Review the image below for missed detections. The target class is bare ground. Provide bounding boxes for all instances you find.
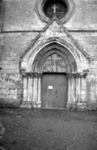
[0,108,97,150]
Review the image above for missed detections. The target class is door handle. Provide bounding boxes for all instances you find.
[55,90,57,95]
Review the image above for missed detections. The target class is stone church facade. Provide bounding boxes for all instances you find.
[0,0,97,110]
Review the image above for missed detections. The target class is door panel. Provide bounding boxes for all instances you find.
[41,74,67,108]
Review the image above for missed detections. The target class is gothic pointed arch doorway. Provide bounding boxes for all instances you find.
[21,41,89,109]
[31,43,77,108]
[40,51,69,108]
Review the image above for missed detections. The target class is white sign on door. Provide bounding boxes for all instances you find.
[48,86,53,89]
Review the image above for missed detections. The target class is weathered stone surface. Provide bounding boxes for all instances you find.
[3,0,45,31]
[2,0,97,31]
[0,73,23,107]
[0,122,5,150]
[0,122,5,138]
[0,32,38,73]
[65,0,97,30]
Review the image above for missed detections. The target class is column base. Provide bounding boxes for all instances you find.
[87,102,97,111]
[66,102,77,110]
[67,102,87,110]
[77,102,87,110]
[20,101,31,109]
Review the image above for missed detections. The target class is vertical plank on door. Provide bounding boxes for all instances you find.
[41,74,67,108]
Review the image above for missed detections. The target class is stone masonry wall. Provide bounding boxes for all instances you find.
[72,32,97,109]
[0,0,97,108]
[2,0,97,31]
[0,32,38,107]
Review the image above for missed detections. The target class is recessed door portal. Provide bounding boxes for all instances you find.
[41,73,68,108]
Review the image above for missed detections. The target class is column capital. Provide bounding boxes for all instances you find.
[21,71,42,78]
[32,72,42,78]
[21,69,27,77]
[66,73,76,78]
[66,72,88,78]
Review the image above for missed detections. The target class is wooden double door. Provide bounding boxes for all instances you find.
[41,73,68,108]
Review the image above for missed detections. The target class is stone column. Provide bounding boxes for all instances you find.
[67,75,71,109]
[28,77,33,102]
[71,77,76,104]
[75,76,80,103]
[76,75,87,110]
[23,77,28,101]
[33,77,38,108]
[68,78,71,103]
[37,77,41,108]
[21,76,31,108]
[80,77,87,102]
[67,74,76,109]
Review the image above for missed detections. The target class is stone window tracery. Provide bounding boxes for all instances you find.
[36,0,75,23]
[43,0,68,19]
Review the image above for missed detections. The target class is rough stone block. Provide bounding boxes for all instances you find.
[87,101,97,110]
[0,98,22,108]
[77,103,87,111]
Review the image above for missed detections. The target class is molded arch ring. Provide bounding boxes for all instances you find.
[32,42,77,73]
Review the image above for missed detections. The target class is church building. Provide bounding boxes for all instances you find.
[0,0,97,110]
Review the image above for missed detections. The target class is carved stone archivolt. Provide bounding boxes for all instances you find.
[32,43,77,73]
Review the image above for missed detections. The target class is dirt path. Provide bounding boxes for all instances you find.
[0,109,97,150]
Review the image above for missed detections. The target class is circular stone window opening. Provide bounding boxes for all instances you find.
[36,0,75,23]
[43,0,69,20]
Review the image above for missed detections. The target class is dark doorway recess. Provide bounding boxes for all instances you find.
[41,73,68,109]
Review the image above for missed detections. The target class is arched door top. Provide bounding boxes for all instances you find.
[33,43,77,73]
[21,40,89,73]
